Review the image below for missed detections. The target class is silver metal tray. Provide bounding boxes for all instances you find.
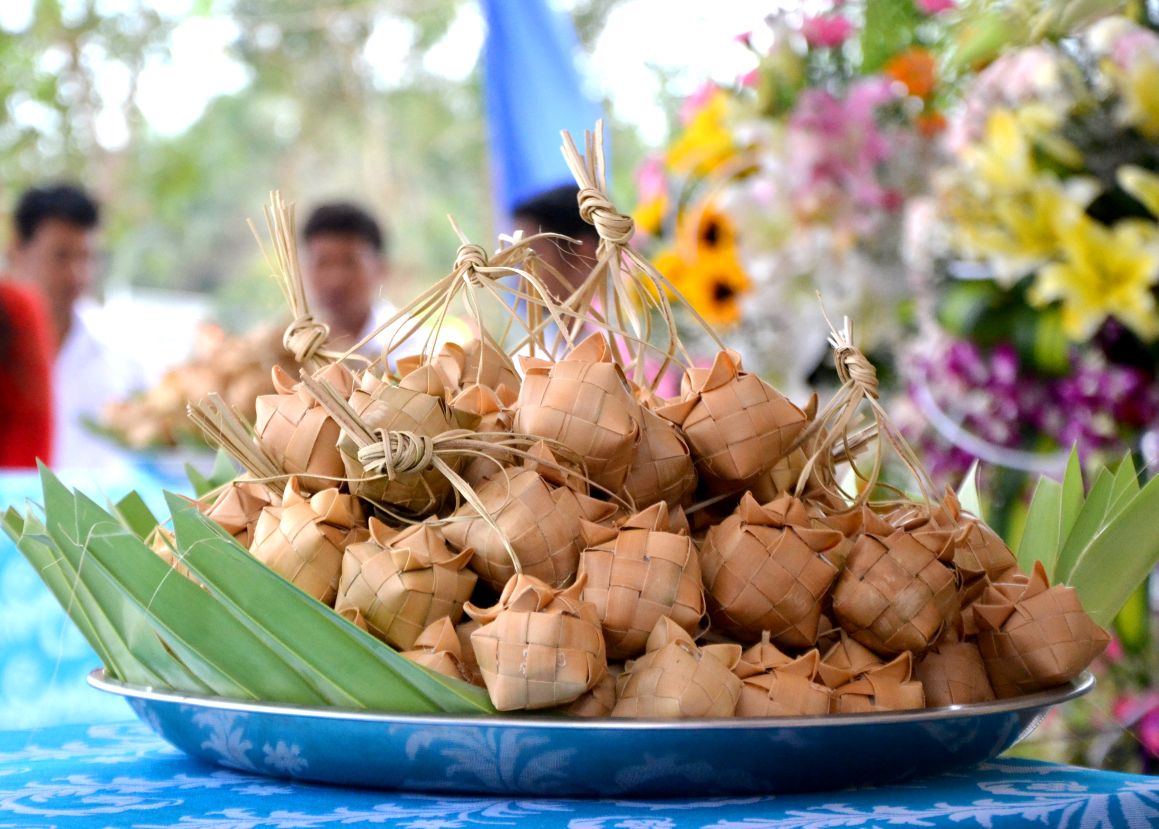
[90,668,1093,797]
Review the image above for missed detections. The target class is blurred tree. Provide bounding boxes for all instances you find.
[0,0,640,331]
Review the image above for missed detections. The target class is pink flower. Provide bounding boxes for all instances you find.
[679,81,717,125]
[801,15,854,49]
[635,155,667,202]
[1141,707,1159,758]
[1104,634,1124,663]
[915,0,955,14]
[738,68,760,89]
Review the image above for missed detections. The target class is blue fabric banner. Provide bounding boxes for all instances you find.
[481,0,604,215]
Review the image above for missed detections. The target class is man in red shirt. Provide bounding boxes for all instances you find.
[0,280,54,467]
[6,184,142,469]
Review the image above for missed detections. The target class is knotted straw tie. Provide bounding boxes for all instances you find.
[577,187,635,246]
[358,431,438,480]
[831,337,879,401]
[454,242,488,287]
[284,316,331,365]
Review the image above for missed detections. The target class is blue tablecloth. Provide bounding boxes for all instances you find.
[0,467,192,730]
[0,720,1156,828]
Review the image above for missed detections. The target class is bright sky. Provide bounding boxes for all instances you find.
[1,0,779,148]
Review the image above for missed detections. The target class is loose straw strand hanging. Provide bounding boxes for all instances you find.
[790,310,937,506]
[247,191,333,370]
[188,395,284,496]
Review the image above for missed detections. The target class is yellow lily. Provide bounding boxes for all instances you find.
[1028,214,1159,341]
[1118,166,1159,219]
[666,91,736,177]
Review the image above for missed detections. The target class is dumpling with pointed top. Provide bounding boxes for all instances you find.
[733,635,831,717]
[336,519,477,650]
[700,492,844,648]
[515,333,642,493]
[466,574,607,711]
[444,442,617,590]
[831,506,960,656]
[578,501,705,659]
[250,477,368,605]
[972,561,1109,698]
[657,350,809,494]
[255,363,353,492]
[613,617,742,718]
[829,652,925,713]
[401,617,480,685]
[339,363,468,515]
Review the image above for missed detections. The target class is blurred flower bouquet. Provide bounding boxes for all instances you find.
[634,0,956,397]
[902,11,1159,772]
[905,12,1159,487]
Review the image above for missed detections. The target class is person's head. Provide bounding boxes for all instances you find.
[301,202,387,338]
[8,184,100,339]
[512,185,599,295]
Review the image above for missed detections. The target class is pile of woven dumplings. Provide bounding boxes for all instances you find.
[185,323,1109,718]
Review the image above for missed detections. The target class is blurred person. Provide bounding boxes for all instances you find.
[302,201,461,367]
[512,184,600,299]
[7,184,143,468]
[0,281,54,467]
[302,202,395,354]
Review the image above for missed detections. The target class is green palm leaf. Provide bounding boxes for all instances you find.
[167,493,493,713]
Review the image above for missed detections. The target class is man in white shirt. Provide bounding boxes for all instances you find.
[7,184,143,469]
[301,202,457,368]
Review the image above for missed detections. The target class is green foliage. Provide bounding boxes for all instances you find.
[860,0,924,74]
[0,1,633,323]
[1008,448,1159,628]
[0,467,493,713]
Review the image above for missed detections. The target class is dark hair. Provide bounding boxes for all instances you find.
[512,185,596,242]
[13,184,100,243]
[303,202,387,255]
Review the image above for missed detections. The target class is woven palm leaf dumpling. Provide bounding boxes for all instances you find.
[175,127,1112,719]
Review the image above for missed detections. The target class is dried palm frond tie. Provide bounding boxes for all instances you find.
[250,477,368,605]
[578,501,705,659]
[336,519,477,650]
[551,121,725,391]
[444,441,616,590]
[973,561,1109,698]
[613,617,742,718]
[700,492,844,648]
[343,222,578,374]
[334,365,465,514]
[187,394,285,498]
[466,574,607,711]
[248,192,348,371]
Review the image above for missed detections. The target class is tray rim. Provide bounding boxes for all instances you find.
[89,667,1094,731]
